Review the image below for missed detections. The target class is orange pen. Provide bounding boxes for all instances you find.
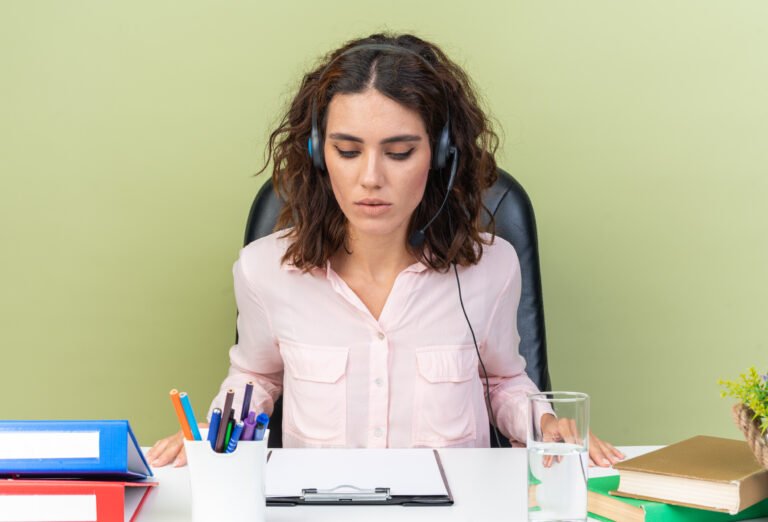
[170,389,194,440]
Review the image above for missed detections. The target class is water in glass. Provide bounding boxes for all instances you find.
[527,440,588,521]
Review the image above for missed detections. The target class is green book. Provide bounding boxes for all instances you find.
[588,476,768,522]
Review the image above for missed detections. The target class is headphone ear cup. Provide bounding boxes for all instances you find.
[433,121,451,171]
[316,134,326,171]
[309,125,326,171]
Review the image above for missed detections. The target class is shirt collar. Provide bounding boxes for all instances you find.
[281,259,428,276]
[280,252,429,274]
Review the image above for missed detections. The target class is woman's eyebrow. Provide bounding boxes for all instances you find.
[328,132,363,143]
[380,134,422,145]
[328,133,422,145]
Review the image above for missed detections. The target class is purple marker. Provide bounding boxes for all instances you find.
[240,382,254,421]
[242,411,257,441]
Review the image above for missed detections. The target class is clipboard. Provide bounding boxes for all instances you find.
[265,448,453,506]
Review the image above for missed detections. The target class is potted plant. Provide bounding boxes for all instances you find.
[719,367,768,468]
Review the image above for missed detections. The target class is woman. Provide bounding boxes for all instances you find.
[148,33,624,467]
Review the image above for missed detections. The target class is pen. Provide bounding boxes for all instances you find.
[254,412,269,442]
[225,421,245,453]
[242,411,256,441]
[207,408,222,449]
[241,381,254,421]
[214,389,234,453]
[169,389,194,440]
[222,417,235,453]
[179,392,202,441]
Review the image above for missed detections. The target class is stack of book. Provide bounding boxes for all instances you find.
[0,420,156,522]
[588,435,768,521]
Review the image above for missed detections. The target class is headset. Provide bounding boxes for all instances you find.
[307,43,503,447]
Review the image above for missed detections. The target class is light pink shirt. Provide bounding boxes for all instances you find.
[208,231,542,448]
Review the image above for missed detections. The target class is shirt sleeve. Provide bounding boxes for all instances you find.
[207,254,283,421]
[479,248,546,444]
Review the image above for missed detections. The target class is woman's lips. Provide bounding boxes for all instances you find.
[354,199,392,216]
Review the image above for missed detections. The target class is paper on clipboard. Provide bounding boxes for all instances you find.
[266,449,449,498]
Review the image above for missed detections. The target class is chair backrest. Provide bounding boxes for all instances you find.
[242,168,551,447]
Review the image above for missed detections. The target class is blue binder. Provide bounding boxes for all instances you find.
[0,420,152,480]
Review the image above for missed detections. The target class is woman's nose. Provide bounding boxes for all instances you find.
[359,150,384,189]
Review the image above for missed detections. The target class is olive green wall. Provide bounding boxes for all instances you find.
[1,1,766,446]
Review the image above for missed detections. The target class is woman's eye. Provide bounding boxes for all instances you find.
[335,147,360,159]
[387,148,415,161]
[333,147,414,160]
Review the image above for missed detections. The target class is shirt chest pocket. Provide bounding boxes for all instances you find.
[280,341,349,446]
[413,346,478,446]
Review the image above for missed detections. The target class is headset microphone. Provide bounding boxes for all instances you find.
[408,146,459,248]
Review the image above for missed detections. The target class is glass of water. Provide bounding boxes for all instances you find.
[527,391,589,522]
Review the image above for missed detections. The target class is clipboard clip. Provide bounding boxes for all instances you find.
[301,484,391,502]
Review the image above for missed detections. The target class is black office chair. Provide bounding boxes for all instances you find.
[242,168,551,447]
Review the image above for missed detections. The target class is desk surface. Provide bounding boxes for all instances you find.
[139,446,766,522]
[138,446,642,521]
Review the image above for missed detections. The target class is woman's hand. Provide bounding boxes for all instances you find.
[146,430,186,467]
[540,414,624,467]
[146,423,209,468]
[586,430,625,467]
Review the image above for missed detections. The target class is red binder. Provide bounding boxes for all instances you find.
[0,479,157,522]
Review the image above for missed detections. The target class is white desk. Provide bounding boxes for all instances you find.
[140,446,672,521]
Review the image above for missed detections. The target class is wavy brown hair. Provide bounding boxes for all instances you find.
[260,33,499,271]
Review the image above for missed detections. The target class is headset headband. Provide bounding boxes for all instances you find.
[309,42,453,172]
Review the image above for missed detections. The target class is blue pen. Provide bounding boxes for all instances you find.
[179,392,202,441]
[208,408,222,449]
[225,421,245,453]
[254,413,269,442]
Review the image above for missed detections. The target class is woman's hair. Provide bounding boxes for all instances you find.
[260,33,500,271]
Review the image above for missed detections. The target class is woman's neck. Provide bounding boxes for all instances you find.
[330,228,415,282]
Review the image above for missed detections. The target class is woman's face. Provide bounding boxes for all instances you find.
[324,88,431,244]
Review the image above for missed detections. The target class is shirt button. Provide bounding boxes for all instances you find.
[373,427,384,438]
[374,378,383,387]
[377,332,385,340]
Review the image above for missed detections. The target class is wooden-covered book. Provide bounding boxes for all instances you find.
[612,436,768,514]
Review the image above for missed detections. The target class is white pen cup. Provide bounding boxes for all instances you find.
[184,428,269,522]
